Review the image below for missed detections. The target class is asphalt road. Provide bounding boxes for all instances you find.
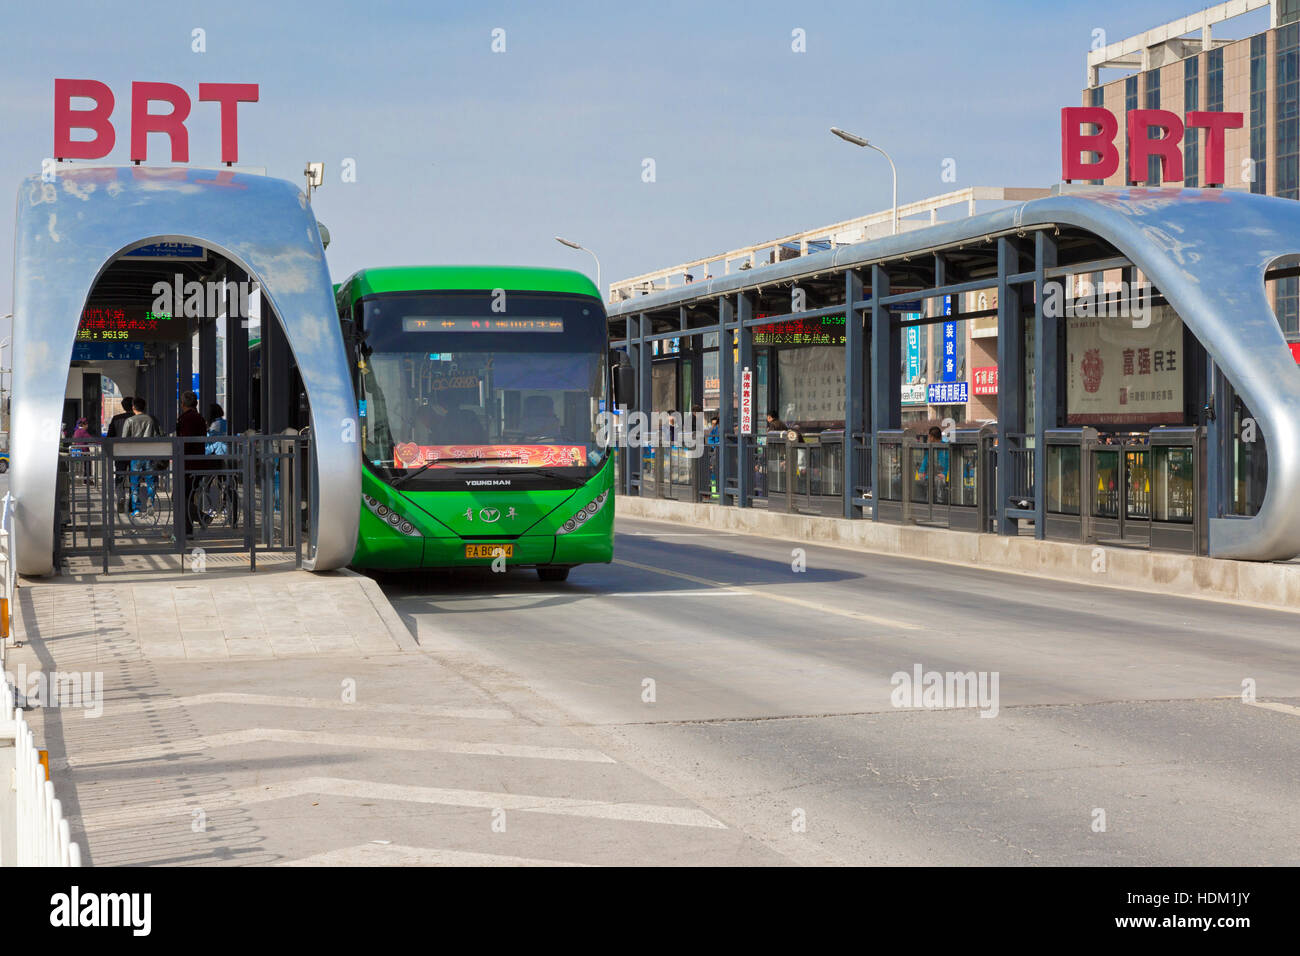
[382,515,1300,866]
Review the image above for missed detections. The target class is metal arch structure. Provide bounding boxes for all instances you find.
[1018,189,1300,560]
[607,187,1300,561]
[10,166,359,576]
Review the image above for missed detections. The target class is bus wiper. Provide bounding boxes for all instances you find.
[390,456,520,486]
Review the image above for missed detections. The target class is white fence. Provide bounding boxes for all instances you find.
[0,505,83,865]
[2,680,82,866]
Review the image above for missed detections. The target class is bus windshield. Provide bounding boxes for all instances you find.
[357,291,608,487]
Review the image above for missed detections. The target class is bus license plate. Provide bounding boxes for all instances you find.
[466,544,513,558]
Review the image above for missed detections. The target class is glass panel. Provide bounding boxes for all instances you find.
[1126,449,1151,519]
[1046,445,1081,515]
[1092,449,1120,518]
[955,446,978,507]
[878,443,902,500]
[909,447,931,503]
[767,441,787,494]
[1153,445,1195,522]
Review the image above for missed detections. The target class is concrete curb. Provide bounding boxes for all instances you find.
[616,496,1300,613]
[339,569,422,651]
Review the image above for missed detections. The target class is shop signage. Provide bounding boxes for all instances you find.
[927,382,969,404]
[901,383,927,405]
[972,366,998,396]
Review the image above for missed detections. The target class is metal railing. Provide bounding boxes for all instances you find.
[56,434,309,573]
[0,493,14,664]
[1006,432,1035,507]
[2,679,83,866]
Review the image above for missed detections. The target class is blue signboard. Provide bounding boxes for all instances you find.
[905,322,921,381]
[123,241,206,261]
[71,342,144,361]
[191,373,200,393]
[927,382,969,404]
[941,296,957,383]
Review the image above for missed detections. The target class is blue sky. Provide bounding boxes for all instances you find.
[0,0,1274,335]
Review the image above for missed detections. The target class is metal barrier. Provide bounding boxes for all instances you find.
[851,431,872,513]
[898,429,986,530]
[874,430,905,523]
[1,679,83,866]
[762,431,844,515]
[1006,432,1035,509]
[0,493,14,663]
[56,434,309,573]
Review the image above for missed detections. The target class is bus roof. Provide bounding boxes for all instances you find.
[342,266,600,301]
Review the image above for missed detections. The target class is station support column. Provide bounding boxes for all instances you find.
[736,292,754,507]
[226,267,251,434]
[844,269,865,518]
[996,237,1025,536]
[1032,232,1059,539]
[199,317,217,414]
[869,264,899,519]
[636,313,651,495]
[718,297,734,501]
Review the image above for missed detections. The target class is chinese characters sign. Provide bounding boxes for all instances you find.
[392,444,587,469]
[753,315,846,346]
[77,305,188,343]
[927,382,969,404]
[1066,305,1183,425]
[972,366,998,396]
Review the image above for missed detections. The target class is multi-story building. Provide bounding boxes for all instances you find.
[1083,0,1300,337]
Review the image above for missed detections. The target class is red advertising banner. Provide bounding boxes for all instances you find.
[392,443,587,469]
[972,366,998,396]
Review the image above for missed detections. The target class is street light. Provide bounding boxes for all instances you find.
[831,127,898,236]
[554,236,602,300]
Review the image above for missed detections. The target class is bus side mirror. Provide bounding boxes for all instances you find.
[613,364,635,406]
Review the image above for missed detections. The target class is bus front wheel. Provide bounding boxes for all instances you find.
[537,566,571,582]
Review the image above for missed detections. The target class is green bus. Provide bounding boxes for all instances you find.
[335,266,625,580]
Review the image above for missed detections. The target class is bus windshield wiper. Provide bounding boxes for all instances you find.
[390,455,520,487]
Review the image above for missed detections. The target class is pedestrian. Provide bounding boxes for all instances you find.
[766,409,786,432]
[175,391,208,535]
[122,396,159,515]
[106,396,135,511]
[70,417,96,485]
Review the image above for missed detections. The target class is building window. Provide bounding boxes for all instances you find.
[1278,24,1300,200]
[1145,69,1161,185]
[1207,47,1224,112]
[1125,75,1138,184]
[1250,33,1268,194]
[1184,56,1200,186]
[1089,85,1105,185]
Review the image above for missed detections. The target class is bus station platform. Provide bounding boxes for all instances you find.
[616,494,1300,613]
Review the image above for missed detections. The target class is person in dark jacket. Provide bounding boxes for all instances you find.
[175,391,208,535]
[106,397,135,511]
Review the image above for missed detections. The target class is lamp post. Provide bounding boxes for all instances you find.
[831,127,898,236]
[555,236,602,300]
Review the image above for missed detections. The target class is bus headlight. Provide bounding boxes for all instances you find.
[555,490,609,535]
[363,494,421,537]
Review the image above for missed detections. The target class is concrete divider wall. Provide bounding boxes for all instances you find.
[616,496,1300,612]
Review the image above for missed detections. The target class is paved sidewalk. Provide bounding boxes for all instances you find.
[14,567,414,662]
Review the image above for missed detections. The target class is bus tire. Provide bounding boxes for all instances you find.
[537,566,570,582]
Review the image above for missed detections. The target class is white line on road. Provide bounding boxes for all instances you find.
[614,558,922,631]
[103,693,514,721]
[278,844,592,867]
[57,728,614,767]
[1245,699,1300,717]
[78,777,729,831]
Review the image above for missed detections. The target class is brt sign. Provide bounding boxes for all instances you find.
[54,79,259,164]
[1061,107,1243,186]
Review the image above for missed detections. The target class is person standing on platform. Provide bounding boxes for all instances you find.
[175,391,209,536]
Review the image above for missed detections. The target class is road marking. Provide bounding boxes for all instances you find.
[78,777,728,831]
[56,728,614,768]
[1245,700,1300,717]
[599,589,746,598]
[103,693,513,721]
[614,558,922,631]
[279,844,592,867]
[623,532,737,537]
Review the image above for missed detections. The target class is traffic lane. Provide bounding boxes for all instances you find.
[596,697,1300,866]
[614,518,1300,692]
[385,537,1300,726]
